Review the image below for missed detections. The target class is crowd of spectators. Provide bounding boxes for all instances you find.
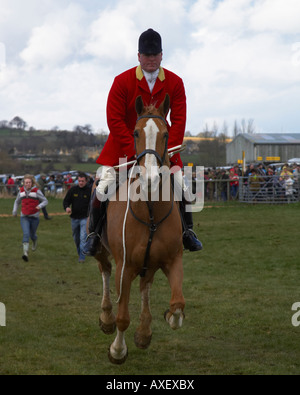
[204,165,241,202]
[203,162,300,202]
[0,172,95,197]
[243,162,300,203]
[2,162,300,203]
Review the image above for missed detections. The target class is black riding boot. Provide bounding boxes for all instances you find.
[180,199,203,252]
[83,192,102,256]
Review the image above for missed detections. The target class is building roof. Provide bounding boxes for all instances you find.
[238,133,300,144]
[184,136,232,143]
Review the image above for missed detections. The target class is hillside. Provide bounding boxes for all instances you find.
[0,128,107,155]
[0,127,227,174]
[0,127,107,174]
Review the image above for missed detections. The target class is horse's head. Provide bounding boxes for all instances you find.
[134,94,170,194]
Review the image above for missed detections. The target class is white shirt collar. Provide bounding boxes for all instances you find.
[142,68,160,93]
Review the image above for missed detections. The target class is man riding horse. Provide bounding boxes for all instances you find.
[85,28,202,256]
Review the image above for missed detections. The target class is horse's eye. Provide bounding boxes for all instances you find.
[134,130,139,138]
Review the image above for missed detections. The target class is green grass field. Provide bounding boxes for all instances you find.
[1,198,300,375]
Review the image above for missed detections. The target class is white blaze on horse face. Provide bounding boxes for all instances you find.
[143,119,160,192]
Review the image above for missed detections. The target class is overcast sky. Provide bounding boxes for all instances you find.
[0,0,299,136]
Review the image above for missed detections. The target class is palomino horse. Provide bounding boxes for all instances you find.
[94,94,185,364]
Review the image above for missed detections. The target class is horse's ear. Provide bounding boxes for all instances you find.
[159,94,170,117]
[135,96,144,116]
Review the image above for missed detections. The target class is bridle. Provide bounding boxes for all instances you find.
[131,113,174,278]
[134,114,169,167]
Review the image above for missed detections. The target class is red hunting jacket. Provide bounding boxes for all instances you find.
[96,65,186,168]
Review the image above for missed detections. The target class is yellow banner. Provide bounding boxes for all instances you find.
[266,156,281,162]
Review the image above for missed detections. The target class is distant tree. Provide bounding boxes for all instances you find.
[73,124,93,134]
[9,116,27,129]
[241,119,247,134]
[73,125,83,134]
[219,121,229,143]
[237,118,255,135]
[247,118,255,134]
[222,121,228,134]
[0,120,8,128]
[202,123,210,134]
[83,124,93,134]
[212,121,219,137]
[233,120,240,137]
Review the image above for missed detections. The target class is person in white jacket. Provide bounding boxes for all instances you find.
[13,175,48,261]
[284,174,295,203]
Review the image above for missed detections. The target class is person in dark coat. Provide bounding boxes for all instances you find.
[63,173,92,263]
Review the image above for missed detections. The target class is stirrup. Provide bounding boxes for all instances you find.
[84,232,101,256]
[86,232,100,241]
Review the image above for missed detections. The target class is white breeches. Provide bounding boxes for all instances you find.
[96,166,187,201]
[96,166,117,199]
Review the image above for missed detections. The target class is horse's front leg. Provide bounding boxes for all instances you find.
[163,256,185,330]
[134,280,153,349]
[99,268,116,334]
[108,263,132,364]
[108,328,128,365]
[96,249,116,334]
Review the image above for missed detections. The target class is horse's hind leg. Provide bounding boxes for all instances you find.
[163,257,185,330]
[134,280,153,349]
[97,253,116,335]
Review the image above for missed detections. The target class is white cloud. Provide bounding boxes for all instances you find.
[84,8,138,63]
[0,0,300,135]
[20,4,87,68]
[0,0,71,61]
[177,0,300,133]
[83,0,188,67]
[250,0,300,34]
[0,42,5,69]
[0,61,112,130]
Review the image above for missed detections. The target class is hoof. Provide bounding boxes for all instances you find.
[164,309,171,321]
[108,347,128,365]
[134,331,152,349]
[99,318,116,335]
[164,309,185,330]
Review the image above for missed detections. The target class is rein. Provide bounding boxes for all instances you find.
[137,114,167,125]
